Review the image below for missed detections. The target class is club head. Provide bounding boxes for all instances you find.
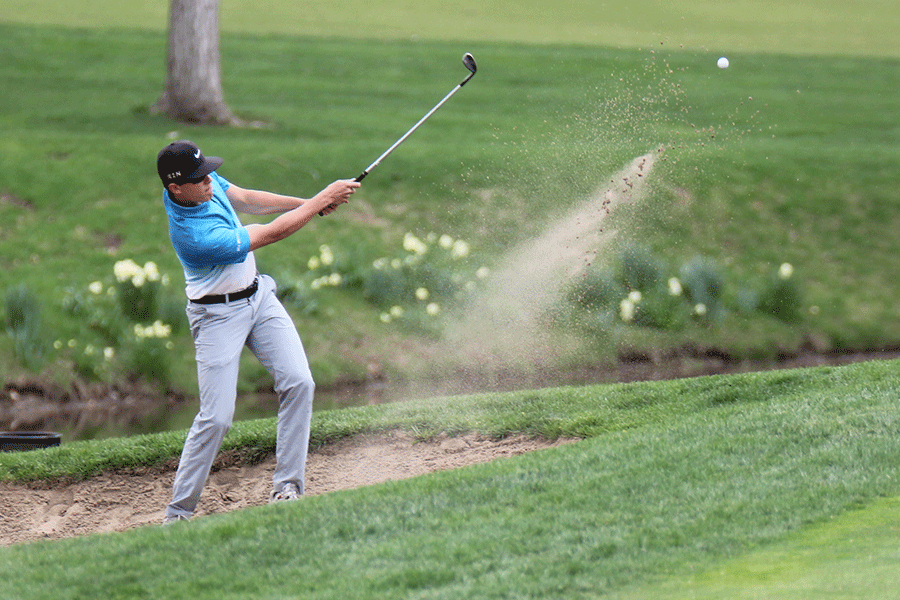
[462,52,477,75]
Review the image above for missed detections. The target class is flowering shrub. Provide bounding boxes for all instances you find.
[112,259,168,323]
[679,256,725,321]
[568,243,804,332]
[276,234,490,329]
[362,232,486,326]
[60,259,177,382]
[756,262,803,323]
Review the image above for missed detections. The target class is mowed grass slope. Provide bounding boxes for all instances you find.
[1,19,899,394]
[2,360,900,598]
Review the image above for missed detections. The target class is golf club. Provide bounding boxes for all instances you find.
[320,52,477,215]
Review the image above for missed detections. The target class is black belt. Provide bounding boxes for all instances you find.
[190,278,258,304]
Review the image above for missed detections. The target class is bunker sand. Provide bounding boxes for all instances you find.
[0,432,576,546]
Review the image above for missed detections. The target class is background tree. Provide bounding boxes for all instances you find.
[152,0,241,125]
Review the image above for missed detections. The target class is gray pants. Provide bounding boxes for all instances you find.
[166,274,314,519]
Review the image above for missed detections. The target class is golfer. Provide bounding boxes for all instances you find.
[157,140,359,523]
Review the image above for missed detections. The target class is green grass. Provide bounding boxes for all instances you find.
[2,3,899,599]
[5,355,897,484]
[2,359,900,598]
[5,0,899,58]
[2,19,900,403]
[610,497,900,599]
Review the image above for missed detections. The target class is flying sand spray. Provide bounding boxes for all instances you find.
[436,152,658,391]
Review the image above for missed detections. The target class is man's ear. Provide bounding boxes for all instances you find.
[166,183,181,196]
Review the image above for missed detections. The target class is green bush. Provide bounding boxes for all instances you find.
[287,235,491,330]
[564,246,804,334]
[620,243,664,292]
[112,259,162,324]
[569,269,626,311]
[59,260,178,384]
[758,263,803,323]
[678,256,725,321]
[4,285,45,369]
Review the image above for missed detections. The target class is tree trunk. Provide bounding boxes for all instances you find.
[153,0,241,125]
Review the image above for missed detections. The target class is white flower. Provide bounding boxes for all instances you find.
[144,261,161,282]
[619,299,635,322]
[308,256,321,270]
[327,273,342,286]
[153,320,171,338]
[389,305,404,318]
[319,245,334,266]
[778,262,794,280]
[115,259,164,287]
[694,303,708,316]
[668,277,683,296]
[627,290,642,304]
[438,234,454,249]
[403,232,428,255]
[134,320,171,339]
[476,266,491,280]
[415,287,430,301]
[451,240,470,259]
[114,259,142,283]
[426,302,440,316]
[390,259,402,270]
[103,347,115,361]
[53,340,63,350]
[373,258,388,270]
[88,281,104,295]
[379,312,392,323]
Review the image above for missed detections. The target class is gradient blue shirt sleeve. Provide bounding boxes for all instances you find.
[163,173,251,270]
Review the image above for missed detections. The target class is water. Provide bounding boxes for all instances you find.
[233,350,900,418]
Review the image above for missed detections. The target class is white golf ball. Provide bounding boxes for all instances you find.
[717,56,729,69]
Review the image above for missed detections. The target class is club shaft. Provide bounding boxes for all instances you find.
[355,74,472,182]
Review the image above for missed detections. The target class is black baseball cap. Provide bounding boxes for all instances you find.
[157,140,223,186]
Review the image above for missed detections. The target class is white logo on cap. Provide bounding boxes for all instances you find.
[194,149,201,159]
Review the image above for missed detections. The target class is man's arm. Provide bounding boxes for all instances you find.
[225,184,305,215]
[229,180,359,251]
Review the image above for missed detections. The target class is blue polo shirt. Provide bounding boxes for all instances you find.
[163,173,257,299]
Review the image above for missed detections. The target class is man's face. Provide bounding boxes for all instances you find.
[168,175,213,206]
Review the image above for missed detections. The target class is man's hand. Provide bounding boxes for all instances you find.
[317,179,360,216]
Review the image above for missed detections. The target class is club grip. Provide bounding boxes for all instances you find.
[319,171,368,216]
